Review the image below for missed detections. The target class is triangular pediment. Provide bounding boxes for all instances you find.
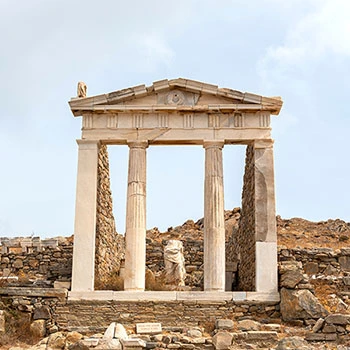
[69,78,283,116]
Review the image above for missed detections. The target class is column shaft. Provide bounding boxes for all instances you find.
[204,141,225,291]
[254,141,278,292]
[124,141,148,291]
[71,140,99,292]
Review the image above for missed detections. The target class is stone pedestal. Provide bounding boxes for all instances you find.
[124,141,148,291]
[203,141,225,291]
[71,140,99,292]
[254,140,278,292]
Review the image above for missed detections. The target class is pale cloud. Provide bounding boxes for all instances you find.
[133,33,175,71]
[258,0,350,80]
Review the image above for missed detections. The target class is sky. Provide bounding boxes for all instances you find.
[0,0,349,237]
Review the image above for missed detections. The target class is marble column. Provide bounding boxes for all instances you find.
[254,140,278,292]
[71,140,99,292]
[124,141,148,291]
[203,141,225,291]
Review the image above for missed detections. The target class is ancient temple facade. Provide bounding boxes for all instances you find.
[68,78,283,301]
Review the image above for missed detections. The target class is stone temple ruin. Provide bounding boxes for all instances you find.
[68,78,283,301]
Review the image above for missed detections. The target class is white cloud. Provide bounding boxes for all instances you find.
[130,33,175,72]
[258,0,350,81]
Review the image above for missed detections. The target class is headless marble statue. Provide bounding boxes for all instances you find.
[164,240,186,286]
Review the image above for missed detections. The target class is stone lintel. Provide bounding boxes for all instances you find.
[76,139,100,149]
[254,139,274,149]
[0,287,68,300]
[81,129,272,145]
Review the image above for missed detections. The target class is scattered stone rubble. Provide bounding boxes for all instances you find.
[11,319,350,350]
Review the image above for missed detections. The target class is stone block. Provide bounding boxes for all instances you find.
[215,319,234,330]
[187,328,202,338]
[304,262,319,275]
[2,268,11,277]
[280,288,328,321]
[146,341,157,349]
[246,292,280,302]
[280,270,304,289]
[121,338,146,349]
[190,337,206,344]
[305,333,337,341]
[66,331,83,344]
[176,291,232,301]
[13,259,23,269]
[136,323,162,334]
[322,324,336,333]
[256,242,278,293]
[231,292,247,301]
[237,320,260,331]
[95,338,121,349]
[81,338,99,347]
[246,331,277,341]
[0,311,5,333]
[276,336,309,350]
[325,314,350,325]
[339,256,350,271]
[104,322,115,340]
[47,332,66,349]
[30,320,46,338]
[33,306,51,320]
[54,281,71,289]
[115,323,128,339]
[177,344,194,349]
[312,318,324,333]
[212,332,233,350]
[264,323,281,332]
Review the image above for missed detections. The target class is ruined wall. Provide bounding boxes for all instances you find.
[0,239,72,285]
[55,299,279,334]
[95,144,124,288]
[236,145,256,291]
[278,247,350,297]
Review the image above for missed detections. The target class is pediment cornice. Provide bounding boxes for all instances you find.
[69,78,283,116]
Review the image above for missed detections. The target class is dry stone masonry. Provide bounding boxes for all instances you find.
[95,144,124,289]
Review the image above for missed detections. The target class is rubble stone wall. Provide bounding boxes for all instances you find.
[278,247,350,296]
[95,144,124,288]
[0,241,72,284]
[236,145,256,291]
[54,299,280,334]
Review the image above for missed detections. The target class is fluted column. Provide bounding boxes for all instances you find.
[124,141,148,291]
[203,141,225,291]
[71,140,99,292]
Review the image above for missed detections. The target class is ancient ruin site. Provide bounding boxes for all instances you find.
[0,79,349,349]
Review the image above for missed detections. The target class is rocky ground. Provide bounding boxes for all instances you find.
[1,210,350,349]
[3,318,350,350]
[146,209,350,249]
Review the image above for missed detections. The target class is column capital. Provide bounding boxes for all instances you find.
[76,139,100,150]
[203,140,224,149]
[127,140,149,149]
[254,139,274,149]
